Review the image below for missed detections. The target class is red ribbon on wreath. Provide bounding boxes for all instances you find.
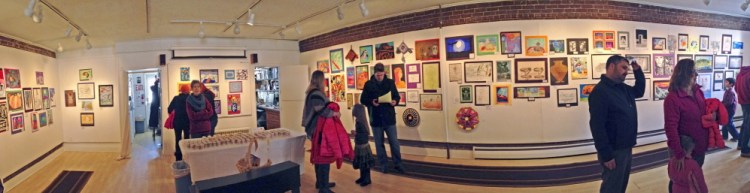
[456,107,479,131]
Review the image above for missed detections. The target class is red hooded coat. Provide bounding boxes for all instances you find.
[310,103,354,168]
[702,98,727,148]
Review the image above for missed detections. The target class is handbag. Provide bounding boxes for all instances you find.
[164,111,176,129]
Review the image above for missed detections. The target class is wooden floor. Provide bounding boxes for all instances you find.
[8,134,750,193]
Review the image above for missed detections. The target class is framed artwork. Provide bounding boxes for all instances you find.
[317,60,330,73]
[98,85,113,107]
[0,69,5,99]
[714,55,728,69]
[81,113,95,126]
[79,69,92,81]
[5,68,21,88]
[227,94,241,115]
[474,85,491,106]
[446,36,475,60]
[694,55,714,73]
[653,54,676,78]
[625,54,651,73]
[7,90,23,112]
[346,93,354,109]
[355,65,369,90]
[39,112,47,127]
[324,78,330,98]
[689,38,700,52]
[329,48,344,73]
[236,69,249,80]
[566,38,589,55]
[569,57,589,80]
[549,40,565,54]
[49,88,55,107]
[42,87,49,109]
[346,67,356,89]
[199,69,219,83]
[215,100,222,115]
[625,78,652,101]
[375,42,395,60]
[476,34,499,56]
[500,31,523,55]
[422,62,441,92]
[229,81,243,93]
[392,64,407,89]
[653,81,670,101]
[464,61,493,83]
[699,35,709,51]
[48,110,53,125]
[359,45,373,64]
[398,92,406,106]
[592,31,616,50]
[722,34,732,54]
[180,67,190,81]
[734,42,744,50]
[0,102,6,133]
[23,88,33,112]
[406,63,421,89]
[617,31,629,50]
[495,60,512,83]
[667,35,677,52]
[726,71,736,79]
[652,37,666,50]
[407,91,419,103]
[81,101,93,111]
[206,85,219,97]
[11,113,24,134]
[33,88,42,111]
[696,74,712,98]
[459,85,473,103]
[514,86,551,99]
[415,39,440,61]
[678,34,689,51]
[354,93,361,105]
[635,29,648,48]
[710,41,720,53]
[549,57,569,85]
[224,70,236,80]
[36,71,44,85]
[557,88,578,107]
[592,54,618,79]
[714,71,724,82]
[31,113,38,132]
[714,81,724,92]
[514,58,548,83]
[580,84,596,102]
[448,63,463,83]
[677,54,693,61]
[65,90,76,107]
[78,83,95,99]
[524,36,548,56]
[729,56,742,69]
[493,84,511,105]
[330,75,345,102]
[419,94,442,111]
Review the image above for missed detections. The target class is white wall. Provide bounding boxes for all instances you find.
[300,19,750,158]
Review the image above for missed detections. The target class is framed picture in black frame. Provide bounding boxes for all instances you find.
[514,58,548,84]
[474,85,491,106]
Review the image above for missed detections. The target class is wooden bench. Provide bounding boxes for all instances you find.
[193,161,300,193]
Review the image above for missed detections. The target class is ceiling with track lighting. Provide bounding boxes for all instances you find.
[0,0,749,52]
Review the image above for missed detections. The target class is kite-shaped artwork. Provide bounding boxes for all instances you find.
[345,46,359,63]
[396,41,413,63]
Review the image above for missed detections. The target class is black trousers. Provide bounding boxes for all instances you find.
[600,148,632,193]
[359,167,371,182]
[314,164,330,190]
[174,126,190,161]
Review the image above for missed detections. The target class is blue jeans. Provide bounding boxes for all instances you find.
[722,108,740,140]
[741,105,750,154]
[372,125,402,167]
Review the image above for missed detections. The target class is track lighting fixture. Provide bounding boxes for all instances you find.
[246,9,255,26]
[703,0,710,6]
[337,4,344,20]
[295,22,301,35]
[742,0,750,11]
[234,23,241,35]
[359,0,369,17]
[198,21,206,38]
[57,42,63,52]
[85,38,92,49]
[24,0,36,17]
[75,32,83,42]
[64,27,73,37]
[32,5,43,23]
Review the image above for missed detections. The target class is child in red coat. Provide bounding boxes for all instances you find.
[668,135,708,193]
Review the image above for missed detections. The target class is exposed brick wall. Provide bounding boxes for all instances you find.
[300,0,750,52]
[0,35,56,58]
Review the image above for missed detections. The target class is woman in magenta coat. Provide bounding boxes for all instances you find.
[186,80,214,138]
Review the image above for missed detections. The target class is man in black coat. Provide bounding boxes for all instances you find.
[360,63,404,174]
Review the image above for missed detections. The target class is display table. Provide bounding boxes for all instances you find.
[179,128,306,182]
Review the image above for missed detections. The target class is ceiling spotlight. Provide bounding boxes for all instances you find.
[32,5,43,23]
[246,9,255,26]
[24,0,36,17]
[57,42,63,52]
[337,5,344,20]
[703,0,710,6]
[359,0,369,17]
[75,32,83,42]
[234,23,241,35]
[85,38,92,49]
[295,22,302,35]
[198,21,206,38]
[64,27,73,37]
[742,0,750,11]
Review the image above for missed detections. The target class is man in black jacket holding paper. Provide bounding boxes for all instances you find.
[360,63,404,174]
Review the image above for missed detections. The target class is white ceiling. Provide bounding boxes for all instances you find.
[1,0,748,52]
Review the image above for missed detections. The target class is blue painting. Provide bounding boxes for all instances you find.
[445,35,474,60]
[733,41,744,49]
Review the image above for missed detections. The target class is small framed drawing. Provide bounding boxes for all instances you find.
[81,113,95,126]
[407,91,419,103]
[464,61,493,83]
[729,56,742,69]
[678,34,688,51]
[699,35,709,51]
[677,54,693,61]
[495,60,512,83]
[448,63,463,83]
[566,38,589,55]
[64,90,76,107]
[398,92,406,106]
[474,85,491,106]
[653,81,670,101]
[625,78,651,101]
[652,37,666,50]
[32,88,42,111]
[23,88,33,112]
[215,100,221,115]
[459,85,473,103]
[617,31,629,50]
[591,54,618,79]
[77,83,95,99]
[419,94,443,111]
[714,81,724,92]
[721,34,732,54]
[696,74,712,98]
[514,58,548,83]
[514,86,551,99]
[422,62,441,92]
[557,88,578,107]
[225,70,236,80]
[98,85,114,107]
[726,71,736,79]
[229,81,243,93]
[79,69,93,81]
[317,60,330,73]
[714,71,724,82]
[493,84,511,106]
[200,69,219,83]
[714,55,728,69]
[625,54,651,73]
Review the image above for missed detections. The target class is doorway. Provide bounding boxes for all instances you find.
[128,69,162,151]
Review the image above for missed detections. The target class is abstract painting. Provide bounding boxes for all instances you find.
[514,58,548,83]
[500,31,522,55]
[569,57,589,80]
[236,69,249,80]
[199,69,219,83]
[329,48,344,73]
[524,36,548,56]
[360,45,373,64]
[476,34,499,56]
[446,36,474,60]
[375,42,395,60]
[415,39,440,61]
[317,60,330,73]
[330,74,345,102]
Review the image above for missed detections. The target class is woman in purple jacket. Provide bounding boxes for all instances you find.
[186,80,214,138]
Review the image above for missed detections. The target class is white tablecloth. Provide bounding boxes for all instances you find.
[179,128,306,182]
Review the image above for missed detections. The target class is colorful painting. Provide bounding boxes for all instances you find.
[329,48,344,73]
[460,85,473,103]
[355,65,369,90]
[375,42,395,60]
[78,83,95,99]
[81,101,93,111]
[7,90,23,112]
[557,88,578,107]
[550,40,565,54]
[715,55,728,69]
[618,31,629,50]
[495,60,512,83]
[696,74,712,99]
[31,113,38,132]
[689,38,700,52]
[514,86,551,99]
[81,113,95,126]
[729,56,742,69]
[493,84,511,105]
[236,69,249,80]
[570,57,589,80]
[678,34,688,51]
[636,29,648,48]
[5,68,21,88]
[39,112,47,127]
[330,74,345,102]
[464,61,493,83]
[227,94,241,115]
[722,34,732,54]
[229,81,242,93]
[346,67,356,89]
[694,55,713,73]
[419,94,442,111]
[500,32,522,55]
[360,45,373,64]
[566,38,589,55]
[392,64,407,89]
[324,78,330,98]
[225,70,236,80]
[446,36,474,60]
[593,31,616,51]
[549,57,569,85]
[65,90,76,107]
[0,69,5,99]
[580,84,597,102]
[476,34,499,56]
[97,85,112,107]
[10,113,23,134]
[734,42,744,50]
[653,54,675,78]
[422,62,441,92]
[653,81,670,101]
[0,102,6,133]
[317,60,330,73]
[415,39,440,61]
[514,58,548,83]
[36,71,44,85]
[524,36,548,56]
[42,87,49,109]
[23,88,33,112]
[626,54,652,73]
[652,37,666,50]
[180,67,190,81]
[199,69,219,83]
[79,69,92,81]
[32,88,41,111]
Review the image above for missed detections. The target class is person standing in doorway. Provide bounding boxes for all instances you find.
[589,55,645,193]
[167,84,191,161]
[722,78,740,142]
[360,63,404,174]
[186,80,214,138]
[736,66,750,157]
[149,78,161,140]
[201,84,218,136]
[301,70,339,193]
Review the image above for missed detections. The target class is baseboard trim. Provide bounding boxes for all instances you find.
[64,142,121,152]
[3,143,63,183]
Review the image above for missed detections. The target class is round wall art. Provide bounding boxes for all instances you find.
[456,107,479,131]
[402,108,420,127]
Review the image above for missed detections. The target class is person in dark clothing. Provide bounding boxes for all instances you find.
[201,84,218,136]
[359,63,404,174]
[351,104,375,187]
[736,66,750,157]
[149,79,161,138]
[186,80,214,138]
[722,78,740,141]
[589,55,645,193]
[301,70,340,193]
[168,84,191,161]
